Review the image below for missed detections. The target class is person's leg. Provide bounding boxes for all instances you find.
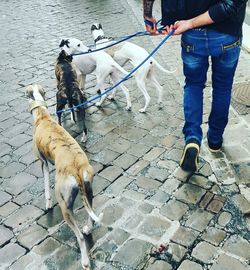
[180,31,209,172]
[208,36,241,151]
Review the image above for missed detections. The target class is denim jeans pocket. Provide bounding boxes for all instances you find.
[221,38,241,64]
[181,39,194,53]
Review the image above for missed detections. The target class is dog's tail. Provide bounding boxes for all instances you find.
[151,58,176,74]
[111,61,129,76]
[80,169,103,224]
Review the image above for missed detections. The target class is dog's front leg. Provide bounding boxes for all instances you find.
[41,160,52,209]
[95,75,107,107]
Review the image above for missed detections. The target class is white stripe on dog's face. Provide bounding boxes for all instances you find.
[33,84,44,101]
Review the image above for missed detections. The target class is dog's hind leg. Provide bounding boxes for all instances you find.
[135,72,150,113]
[147,70,163,109]
[82,180,94,235]
[41,159,52,209]
[55,176,90,270]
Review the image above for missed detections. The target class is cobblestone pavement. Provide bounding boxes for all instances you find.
[0,0,250,269]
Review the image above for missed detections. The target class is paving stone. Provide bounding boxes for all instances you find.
[32,237,61,256]
[91,149,121,165]
[171,226,199,248]
[2,172,37,196]
[160,199,189,221]
[222,235,250,260]
[168,242,187,262]
[113,238,152,269]
[122,213,143,230]
[178,260,203,270]
[127,143,151,158]
[199,191,214,209]
[207,199,224,214]
[0,162,26,178]
[93,241,118,263]
[210,253,249,270]
[7,134,31,148]
[0,143,12,157]
[146,166,170,182]
[161,177,181,195]
[185,209,214,232]
[202,227,226,246]
[189,174,213,189]
[102,204,124,226]
[145,259,172,270]
[0,225,14,246]
[143,147,165,161]
[13,190,33,205]
[92,175,110,196]
[232,162,250,185]
[0,243,26,268]
[17,224,48,249]
[107,228,130,246]
[136,176,162,190]
[138,215,172,241]
[0,190,12,206]
[37,205,63,229]
[174,183,206,204]
[126,159,150,176]
[98,165,123,182]
[107,137,131,154]
[4,205,44,231]
[157,159,178,172]
[0,201,19,218]
[113,153,138,170]
[192,241,219,264]
[138,203,154,214]
[105,175,134,196]
[9,254,34,270]
[149,190,170,204]
[232,194,250,214]
[217,211,232,227]
[161,135,177,148]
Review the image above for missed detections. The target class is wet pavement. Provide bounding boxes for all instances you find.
[0,0,250,269]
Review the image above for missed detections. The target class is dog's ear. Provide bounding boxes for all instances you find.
[59,39,70,48]
[37,84,46,99]
[26,85,34,98]
[98,23,102,30]
[91,24,97,32]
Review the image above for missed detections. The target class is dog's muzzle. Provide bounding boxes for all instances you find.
[29,100,47,113]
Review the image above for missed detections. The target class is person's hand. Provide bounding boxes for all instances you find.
[172,20,193,35]
[144,17,160,35]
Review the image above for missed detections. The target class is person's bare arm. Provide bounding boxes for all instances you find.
[143,0,160,34]
[167,11,214,35]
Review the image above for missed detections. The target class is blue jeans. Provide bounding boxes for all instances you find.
[181,29,241,145]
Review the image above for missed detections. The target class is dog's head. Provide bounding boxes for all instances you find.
[59,38,88,55]
[26,85,47,112]
[91,23,105,41]
[57,50,73,63]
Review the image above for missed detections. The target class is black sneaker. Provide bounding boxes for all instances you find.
[207,138,223,153]
[180,139,200,172]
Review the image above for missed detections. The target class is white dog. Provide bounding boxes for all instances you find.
[91,23,176,112]
[59,38,132,110]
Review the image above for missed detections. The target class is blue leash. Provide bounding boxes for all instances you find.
[57,29,175,115]
[73,21,165,56]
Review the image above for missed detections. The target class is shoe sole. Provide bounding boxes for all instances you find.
[180,143,199,172]
[208,147,221,153]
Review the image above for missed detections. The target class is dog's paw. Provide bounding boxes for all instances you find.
[158,102,163,110]
[107,95,115,101]
[46,198,53,210]
[95,101,102,107]
[81,134,87,143]
[139,108,146,113]
[126,106,132,111]
[82,224,92,235]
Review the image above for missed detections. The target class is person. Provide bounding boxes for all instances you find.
[143,0,247,172]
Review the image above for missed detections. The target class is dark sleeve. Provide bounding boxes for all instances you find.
[208,0,247,22]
